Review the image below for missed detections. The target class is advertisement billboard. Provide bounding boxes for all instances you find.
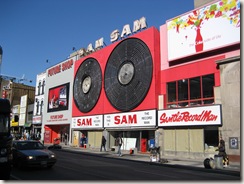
[167,0,240,61]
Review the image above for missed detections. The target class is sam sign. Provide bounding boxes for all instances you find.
[104,110,156,128]
[158,105,222,127]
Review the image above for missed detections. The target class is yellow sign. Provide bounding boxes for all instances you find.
[11,121,19,127]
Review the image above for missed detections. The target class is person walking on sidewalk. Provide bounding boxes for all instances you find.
[64,133,68,145]
[216,136,229,167]
[100,136,106,152]
[117,135,123,156]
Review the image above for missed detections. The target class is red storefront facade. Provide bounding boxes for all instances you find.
[157,0,240,162]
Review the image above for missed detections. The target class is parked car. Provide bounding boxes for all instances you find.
[12,140,57,168]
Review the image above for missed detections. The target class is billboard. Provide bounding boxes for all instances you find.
[167,0,240,61]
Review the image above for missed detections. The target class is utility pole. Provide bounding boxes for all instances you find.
[0,45,3,76]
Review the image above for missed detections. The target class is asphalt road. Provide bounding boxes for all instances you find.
[9,149,240,181]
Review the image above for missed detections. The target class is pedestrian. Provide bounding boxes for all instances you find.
[25,131,30,140]
[117,135,123,156]
[64,133,68,145]
[216,136,229,167]
[100,136,106,152]
[36,132,41,140]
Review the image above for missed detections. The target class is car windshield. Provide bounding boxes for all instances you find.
[16,142,45,150]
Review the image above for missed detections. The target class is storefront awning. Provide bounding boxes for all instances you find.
[24,122,32,127]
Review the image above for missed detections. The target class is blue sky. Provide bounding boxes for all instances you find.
[0,0,194,86]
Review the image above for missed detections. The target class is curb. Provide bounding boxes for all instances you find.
[53,146,240,177]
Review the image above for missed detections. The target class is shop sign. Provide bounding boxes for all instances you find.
[158,105,222,127]
[76,17,147,58]
[11,121,18,127]
[104,110,156,128]
[47,114,68,123]
[48,59,74,77]
[72,115,103,129]
[33,116,42,124]
[110,17,147,42]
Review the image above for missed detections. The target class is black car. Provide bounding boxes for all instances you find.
[12,140,57,168]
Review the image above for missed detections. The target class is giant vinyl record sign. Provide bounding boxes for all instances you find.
[72,27,160,117]
[104,38,153,111]
[72,50,105,117]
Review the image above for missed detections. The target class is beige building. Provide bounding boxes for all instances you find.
[215,56,240,162]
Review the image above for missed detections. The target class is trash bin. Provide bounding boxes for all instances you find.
[203,158,214,169]
[214,155,223,169]
[149,147,160,162]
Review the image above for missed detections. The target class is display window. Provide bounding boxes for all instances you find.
[166,74,214,108]
[47,83,70,112]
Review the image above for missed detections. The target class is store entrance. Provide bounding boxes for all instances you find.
[108,130,155,153]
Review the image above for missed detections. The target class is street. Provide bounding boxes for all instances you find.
[9,149,240,180]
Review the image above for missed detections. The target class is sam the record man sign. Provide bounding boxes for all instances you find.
[158,105,222,127]
[72,115,103,129]
[104,110,156,128]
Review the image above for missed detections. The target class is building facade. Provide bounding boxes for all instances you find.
[42,57,75,144]
[32,72,46,135]
[157,0,240,162]
[40,0,240,163]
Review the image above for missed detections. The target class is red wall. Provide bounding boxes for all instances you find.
[160,55,225,96]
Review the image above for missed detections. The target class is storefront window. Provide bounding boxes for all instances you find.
[166,74,214,108]
[190,77,201,100]
[202,74,214,98]
[167,82,176,102]
[178,79,188,101]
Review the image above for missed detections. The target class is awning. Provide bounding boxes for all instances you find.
[24,122,32,127]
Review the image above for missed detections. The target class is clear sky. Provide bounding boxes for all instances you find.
[0,0,194,87]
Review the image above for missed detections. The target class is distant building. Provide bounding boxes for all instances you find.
[0,78,35,135]
[33,72,46,135]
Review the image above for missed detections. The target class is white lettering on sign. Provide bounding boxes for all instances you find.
[110,29,120,43]
[104,110,156,128]
[110,17,147,42]
[74,17,147,59]
[133,17,147,32]
[120,24,132,38]
[157,105,222,127]
[94,37,104,50]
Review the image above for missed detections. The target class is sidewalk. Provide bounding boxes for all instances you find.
[50,144,241,173]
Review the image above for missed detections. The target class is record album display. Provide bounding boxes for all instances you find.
[104,38,153,111]
[73,58,102,113]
